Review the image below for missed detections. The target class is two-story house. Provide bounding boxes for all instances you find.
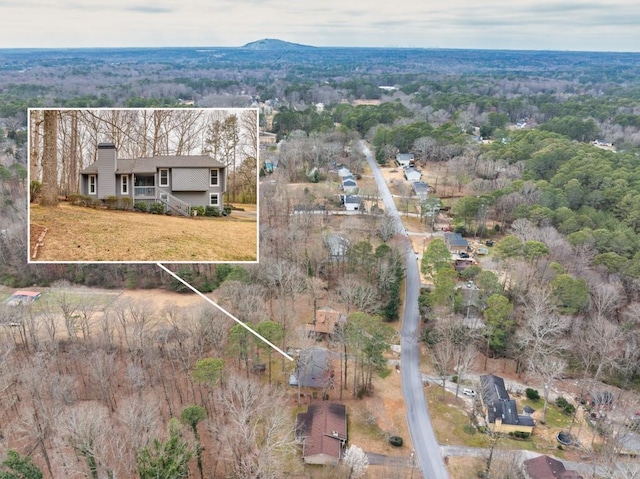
[79,143,226,216]
[479,374,535,435]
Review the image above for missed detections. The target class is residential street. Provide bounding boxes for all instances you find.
[361,141,450,479]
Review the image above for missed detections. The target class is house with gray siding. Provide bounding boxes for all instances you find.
[79,143,226,216]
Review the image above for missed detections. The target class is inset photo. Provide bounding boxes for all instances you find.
[28,108,258,263]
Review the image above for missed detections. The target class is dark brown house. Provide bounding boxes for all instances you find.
[296,402,347,465]
[524,455,583,479]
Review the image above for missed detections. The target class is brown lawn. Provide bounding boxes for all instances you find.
[30,203,257,262]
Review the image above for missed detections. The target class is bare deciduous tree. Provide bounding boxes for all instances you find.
[209,375,298,479]
[534,355,566,423]
[59,402,120,479]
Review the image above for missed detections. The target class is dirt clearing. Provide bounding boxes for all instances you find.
[30,203,257,262]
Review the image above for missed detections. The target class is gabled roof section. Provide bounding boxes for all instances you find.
[444,232,470,248]
[289,347,331,388]
[343,195,361,204]
[396,153,414,162]
[524,455,584,479]
[306,306,346,334]
[480,373,510,403]
[296,402,347,462]
[480,374,534,427]
[80,154,225,175]
[413,181,430,195]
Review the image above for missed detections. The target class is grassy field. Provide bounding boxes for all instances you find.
[30,203,257,262]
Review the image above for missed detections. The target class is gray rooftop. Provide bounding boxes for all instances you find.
[80,155,225,175]
[480,374,534,427]
[445,232,470,248]
[289,347,331,388]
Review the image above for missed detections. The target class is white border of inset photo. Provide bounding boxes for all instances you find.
[27,107,259,264]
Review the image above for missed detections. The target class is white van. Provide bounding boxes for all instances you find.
[462,388,476,397]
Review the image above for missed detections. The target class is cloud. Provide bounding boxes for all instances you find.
[125,5,173,13]
[1,0,640,50]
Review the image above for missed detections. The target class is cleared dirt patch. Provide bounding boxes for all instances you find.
[30,203,257,262]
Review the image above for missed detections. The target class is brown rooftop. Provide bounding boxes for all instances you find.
[305,306,345,335]
[296,402,347,464]
[524,455,584,479]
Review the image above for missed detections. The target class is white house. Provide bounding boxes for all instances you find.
[395,153,414,167]
[403,166,422,182]
[413,181,430,198]
[341,195,361,211]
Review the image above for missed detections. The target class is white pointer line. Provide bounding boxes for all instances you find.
[157,263,294,362]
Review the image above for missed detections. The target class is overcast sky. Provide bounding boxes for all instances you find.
[3,0,640,52]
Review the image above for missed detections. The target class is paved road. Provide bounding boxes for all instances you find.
[366,452,414,467]
[361,141,450,479]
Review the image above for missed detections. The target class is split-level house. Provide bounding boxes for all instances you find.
[296,402,347,465]
[479,374,535,435]
[79,143,226,216]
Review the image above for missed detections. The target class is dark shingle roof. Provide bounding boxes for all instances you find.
[524,455,584,479]
[445,232,469,248]
[413,181,430,195]
[296,402,347,461]
[480,374,533,427]
[80,155,225,175]
[289,347,330,388]
[480,374,509,401]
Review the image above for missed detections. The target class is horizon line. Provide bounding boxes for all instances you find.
[0,44,638,55]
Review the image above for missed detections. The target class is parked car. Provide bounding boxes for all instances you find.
[463,388,476,397]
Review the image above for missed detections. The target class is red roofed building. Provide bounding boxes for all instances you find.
[296,402,347,465]
[4,290,41,306]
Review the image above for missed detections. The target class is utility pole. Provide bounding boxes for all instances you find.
[410,450,416,479]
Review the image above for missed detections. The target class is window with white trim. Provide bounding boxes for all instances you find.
[89,175,96,195]
[209,193,219,206]
[121,175,128,194]
[159,169,169,187]
[210,168,219,186]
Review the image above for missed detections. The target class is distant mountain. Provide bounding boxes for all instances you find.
[241,38,315,50]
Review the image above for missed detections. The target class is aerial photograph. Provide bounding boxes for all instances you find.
[1,1,640,478]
